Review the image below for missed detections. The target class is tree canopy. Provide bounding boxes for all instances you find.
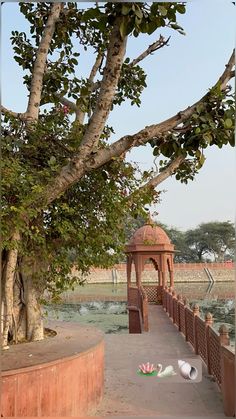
[156,221,235,262]
[1,2,235,346]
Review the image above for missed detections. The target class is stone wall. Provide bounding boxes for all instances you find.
[71,263,234,284]
[1,322,104,417]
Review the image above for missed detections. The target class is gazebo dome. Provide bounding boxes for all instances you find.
[129,223,171,246]
[125,214,175,289]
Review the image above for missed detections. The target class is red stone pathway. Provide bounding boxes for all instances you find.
[95,306,224,417]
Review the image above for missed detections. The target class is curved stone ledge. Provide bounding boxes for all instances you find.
[1,321,104,417]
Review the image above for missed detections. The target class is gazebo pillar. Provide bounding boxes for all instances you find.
[162,271,166,286]
[170,270,174,287]
[126,255,132,288]
[158,270,162,286]
[133,254,142,287]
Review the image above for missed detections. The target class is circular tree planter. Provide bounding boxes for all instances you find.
[1,321,104,417]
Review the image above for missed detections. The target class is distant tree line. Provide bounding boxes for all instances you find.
[125,218,235,263]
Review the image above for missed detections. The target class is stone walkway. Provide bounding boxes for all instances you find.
[95,306,225,417]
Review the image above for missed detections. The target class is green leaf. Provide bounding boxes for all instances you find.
[147,20,158,35]
[224,118,233,128]
[153,147,160,156]
[200,154,206,165]
[176,4,186,14]
[203,133,212,143]
[121,4,131,15]
[134,7,143,19]
[158,5,167,16]
[170,23,183,30]
[49,156,56,165]
[120,18,128,39]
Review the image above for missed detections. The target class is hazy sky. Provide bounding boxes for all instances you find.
[2,1,235,230]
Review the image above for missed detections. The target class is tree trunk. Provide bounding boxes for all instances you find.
[23,273,44,341]
[2,231,20,348]
[1,251,44,347]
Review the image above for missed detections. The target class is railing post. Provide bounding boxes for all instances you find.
[205,312,213,374]
[170,290,175,321]
[219,324,230,346]
[139,286,149,332]
[163,286,168,311]
[183,297,188,340]
[193,304,200,354]
[172,291,177,323]
[128,306,142,333]
[220,345,235,417]
[177,294,182,331]
[167,287,172,316]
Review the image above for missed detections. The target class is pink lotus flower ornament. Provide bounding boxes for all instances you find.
[139,362,155,374]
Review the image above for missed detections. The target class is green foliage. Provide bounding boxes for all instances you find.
[115,2,186,38]
[114,61,147,107]
[11,2,187,115]
[185,221,235,262]
[150,87,235,184]
[157,222,197,262]
[2,108,157,299]
[158,221,235,262]
[2,1,235,303]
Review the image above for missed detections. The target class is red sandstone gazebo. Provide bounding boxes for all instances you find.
[125,215,175,289]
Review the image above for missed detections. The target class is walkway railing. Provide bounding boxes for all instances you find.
[140,285,149,331]
[162,286,235,417]
[143,285,163,304]
[127,286,149,332]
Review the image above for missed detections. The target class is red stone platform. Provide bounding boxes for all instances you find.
[1,321,104,417]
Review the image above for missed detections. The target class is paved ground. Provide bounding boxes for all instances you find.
[95,306,224,417]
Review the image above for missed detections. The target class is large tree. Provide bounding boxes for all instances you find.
[185,221,235,262]
[1,2,235,347]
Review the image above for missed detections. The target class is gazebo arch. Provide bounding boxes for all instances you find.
[125,215,175,291]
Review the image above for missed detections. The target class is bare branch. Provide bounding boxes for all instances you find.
[1,106,27,121]
[130,35,170,67]
[88,53,103,85]
[137,156,186,194]
[26,3,63,122]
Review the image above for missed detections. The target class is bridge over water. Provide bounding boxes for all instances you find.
[96,295,234,417]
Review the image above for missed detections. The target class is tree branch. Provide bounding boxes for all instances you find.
[130,35,170,67]
[76,52,104,124]
[135,155,186,195]
[87,49,235,168]
[88,53,103,85]
[42,35,169,123]
[54,94,77,112]
[78,17,127,153]
[1,106,27,121]
[25,50,235,209]
[26,3,63,122]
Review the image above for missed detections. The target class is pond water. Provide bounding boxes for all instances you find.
[45,282,235,341]
[44,301,128,334]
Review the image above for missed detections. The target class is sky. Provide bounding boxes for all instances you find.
[1,1,235,230]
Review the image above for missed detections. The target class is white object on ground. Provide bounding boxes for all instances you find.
[156,364,177,378]
[178,360,198,380]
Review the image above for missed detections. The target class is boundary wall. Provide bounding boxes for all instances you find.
[71,262,235,283]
